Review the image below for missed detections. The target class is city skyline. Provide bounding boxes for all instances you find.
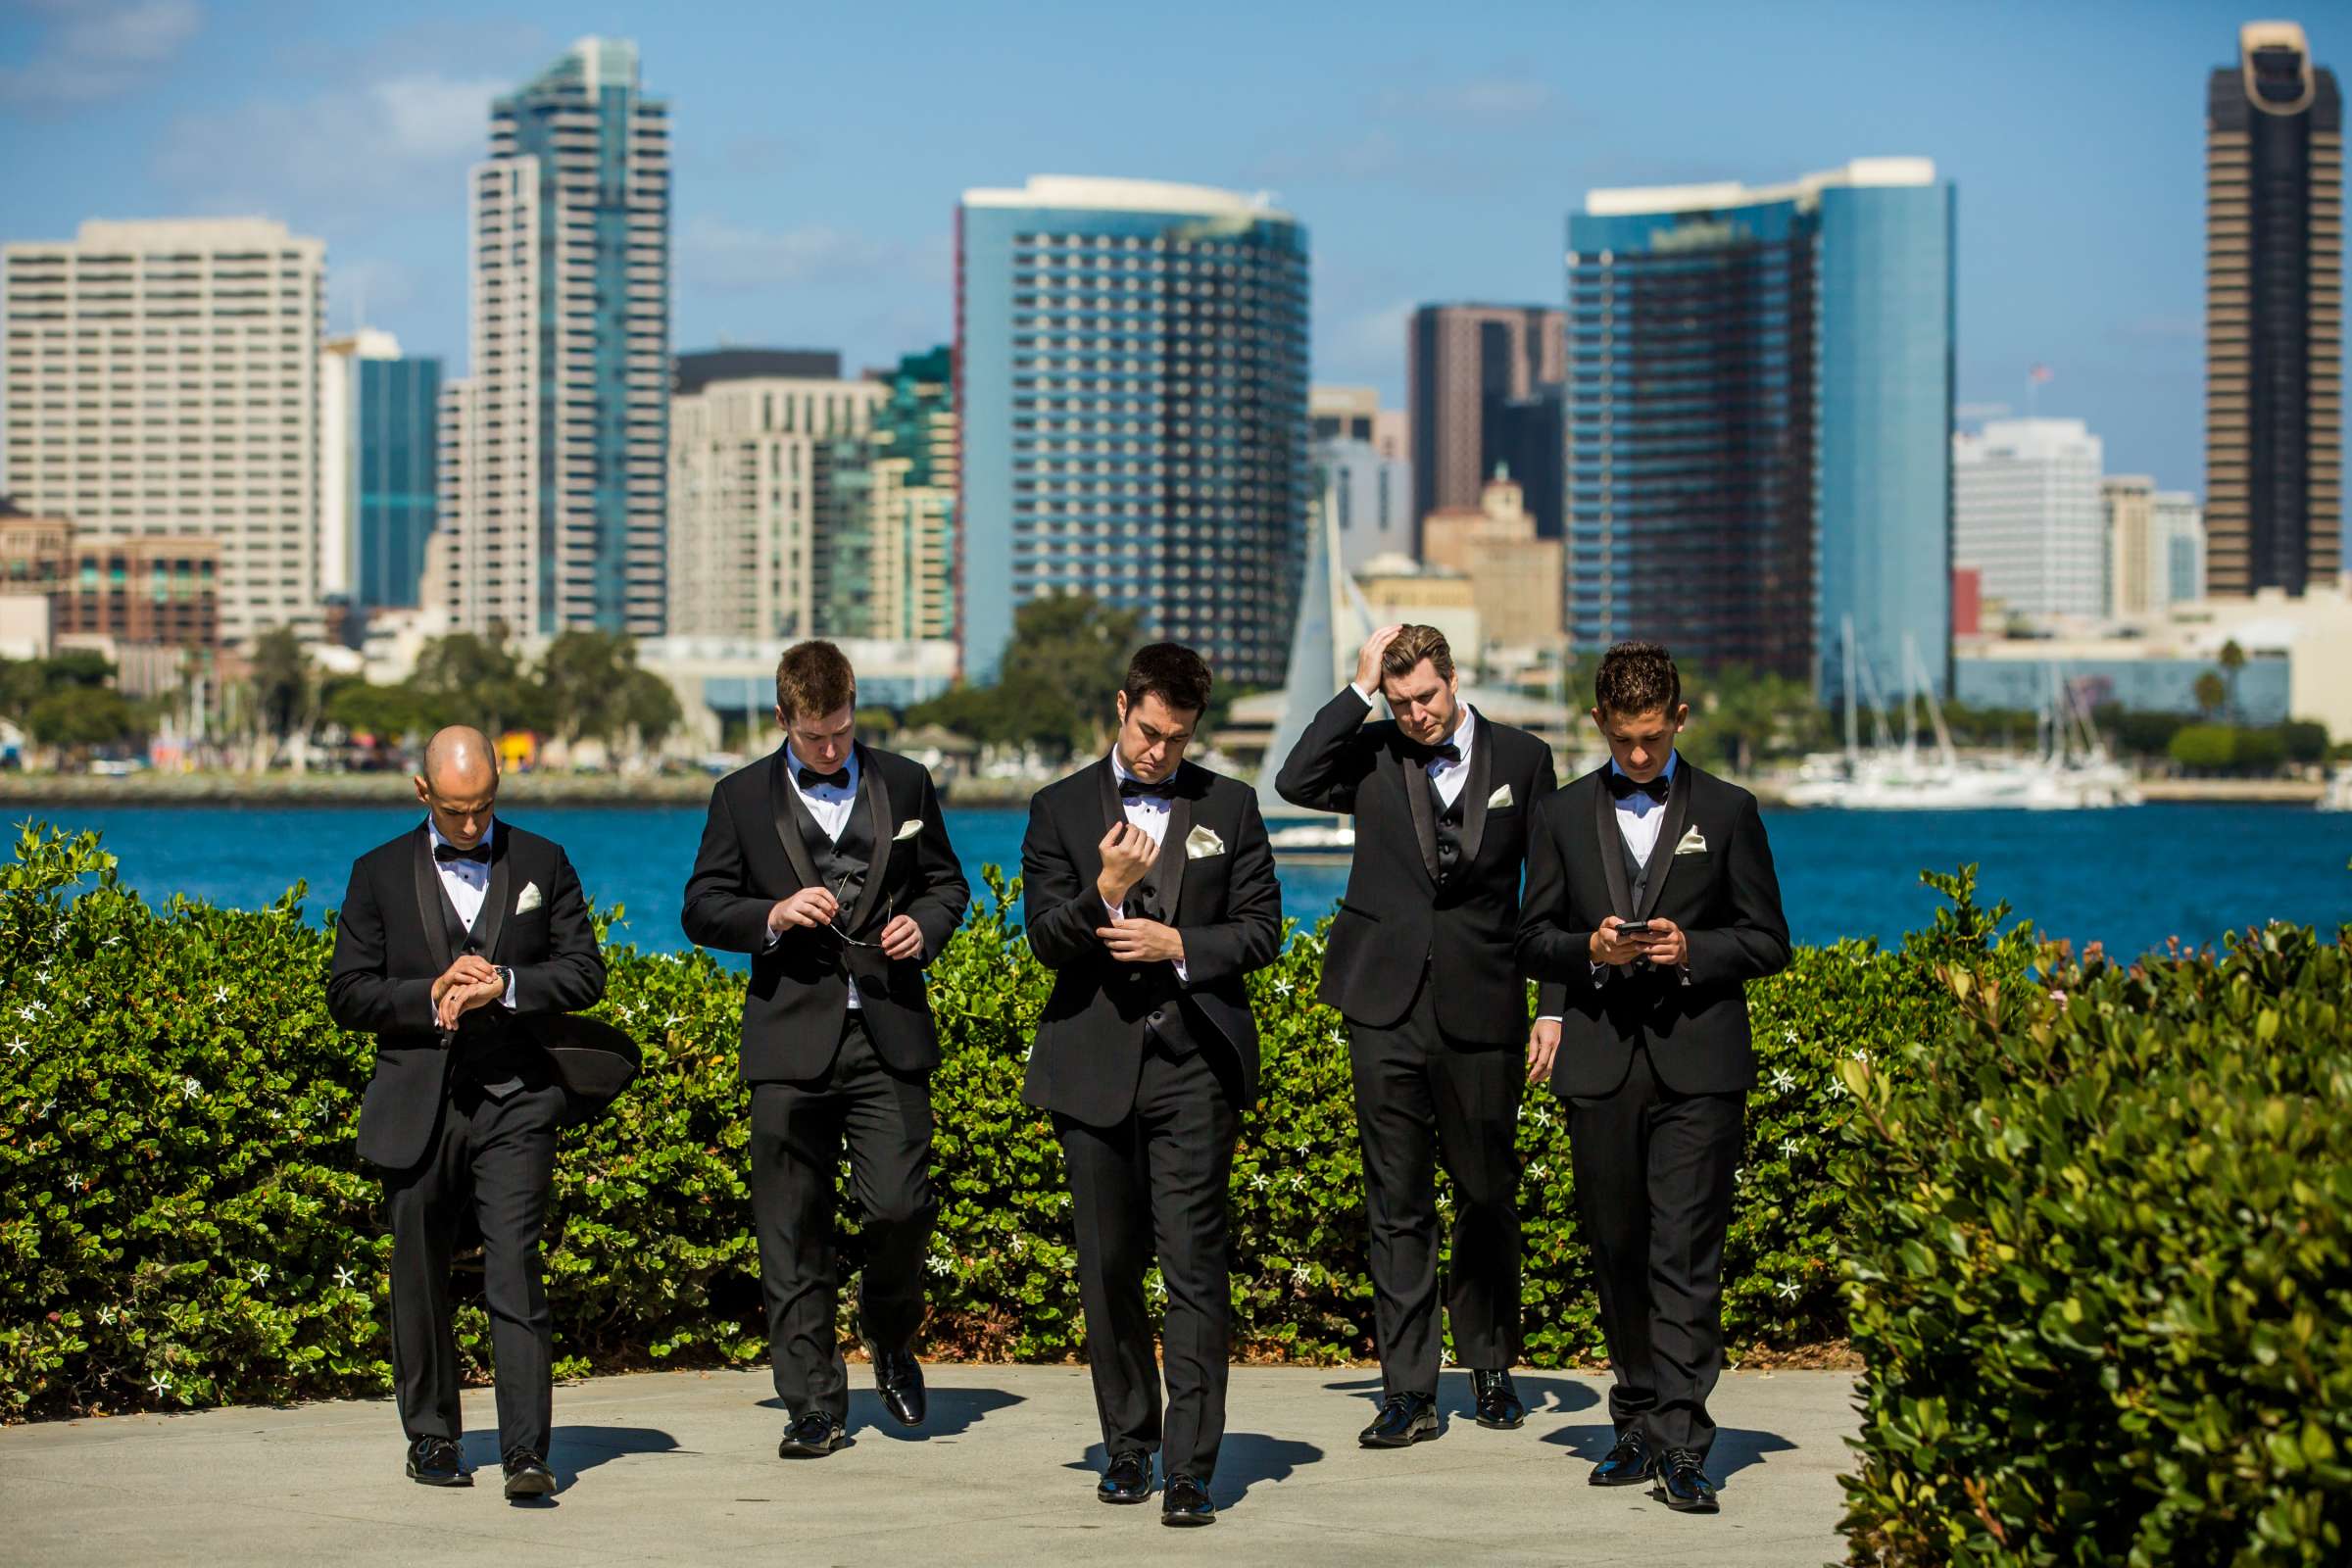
[0,1,2315,499]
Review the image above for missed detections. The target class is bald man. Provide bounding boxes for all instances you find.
[327,726,605,1497]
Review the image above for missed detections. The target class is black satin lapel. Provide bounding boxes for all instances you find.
[766,752,820,891]
[1096,755,1123,838]
[1637,769,1694,922]
[1458,714,1494,866]
[1398,744,1440,882]
[412,827,452,973]
[1151,782,1193,925]
[846,744,892,933]
[1594,775,1634,920]
[473,825,512,960]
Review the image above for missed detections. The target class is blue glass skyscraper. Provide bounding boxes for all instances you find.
[324,333,441,612]
[1566,159,1954,695]
[956,176,1310,685]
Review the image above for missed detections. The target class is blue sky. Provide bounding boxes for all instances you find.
[0,0,2320,493]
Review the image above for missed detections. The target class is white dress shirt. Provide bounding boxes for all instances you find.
[425,818,516,1009]
[775,745,865,1009]
[1104,748,1188,982]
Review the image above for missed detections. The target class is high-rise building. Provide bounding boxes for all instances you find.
[2205,22,2342,597]
[2,218,324,647]
[426,36,670,638]
[1408,304,1566,543]
[675,348,840,395]
[956,175,1311,685]
[1955,418,2105,619]
[821,347,957,643]
[1311,384,1407,461]
[665,371,886,641]
[1317,435,1412,579]
[2157,489,2208,604]
[320,330,440,614]
[1567,159,1954,692]
[1418,466,1565,650]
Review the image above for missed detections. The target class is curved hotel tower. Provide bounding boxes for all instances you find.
[956,176,1310,684]
[1566,159,1954,696]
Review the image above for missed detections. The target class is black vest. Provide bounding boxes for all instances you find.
[786,780,875,922]
[433,874,531,1098]
[1426,769,1466,888]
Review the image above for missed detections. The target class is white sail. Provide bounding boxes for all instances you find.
[1255,494,1375,824]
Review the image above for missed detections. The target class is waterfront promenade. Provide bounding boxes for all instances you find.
[0,1363,1857,1566]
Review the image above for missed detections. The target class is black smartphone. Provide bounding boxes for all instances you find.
[1616,918,1662,938]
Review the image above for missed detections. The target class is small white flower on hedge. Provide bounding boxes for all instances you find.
[180,1077,202,1100]
[1249,1173,1268,1191]
[1777,1279,1800,1299]
[1291,1265,1310,1287]
[1781,1138,1802,1157]
[334,1266,357,1289]
[1288,1174,1305,1192]
[97,1305,117,1326]
[1784,1027,1799,1043]
[1848,1048,1870,1063]
[926,1253,952,1275]
[1326,1029,1344,1046]
[1827,1079,1849,1098]
[16,1004,37,1022]
[1770,1068,1797,1093]
[211,986,229,1004]
[249,1265,269,1286]
[1529,1162,1549,1181]
[1272,977,1293,996]
[5,1037,25,1057]
[149,1375,172,1396]
[1733,1166,1746,1186]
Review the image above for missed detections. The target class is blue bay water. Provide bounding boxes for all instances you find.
[20,801,2351,960]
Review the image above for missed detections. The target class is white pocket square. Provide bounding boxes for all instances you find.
[1184,824,1226,860]
[893,818,924,842]
[1673,827,1708,856]
[1488,783,1514,809]
[515,881,543,913]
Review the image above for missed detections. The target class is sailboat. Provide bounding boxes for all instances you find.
[1253,493,1376,859]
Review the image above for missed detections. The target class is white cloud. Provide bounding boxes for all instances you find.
[151,71,506,221]
[678,215,900,294]
[0,0,202,110]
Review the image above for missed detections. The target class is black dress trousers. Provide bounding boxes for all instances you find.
[1348,966,1525,1397]
[748,1012,937,1423]
[383,1077,568,1461]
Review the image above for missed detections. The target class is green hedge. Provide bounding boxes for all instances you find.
[1,817,1972,1420]
[1838,880,2352,1566]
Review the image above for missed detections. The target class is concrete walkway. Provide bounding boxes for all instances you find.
[0,1364,1857,1567]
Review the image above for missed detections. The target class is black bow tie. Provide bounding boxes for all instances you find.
[797,764,852,792]
[1412,741,1462,767]
[1607,770,1670,804]
[433,840,491,865]
[1119,776,1176,801]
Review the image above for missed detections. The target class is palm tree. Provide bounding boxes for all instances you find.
[2218,639,2247,723]
[2193,670,2227,719]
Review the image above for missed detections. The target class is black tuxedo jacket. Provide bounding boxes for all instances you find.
[681,742,969,1083]
[1020,757,1281,1127]
[327,821,607,1170]
[1275,689,1565,1043]
[1516,760,1790,1098]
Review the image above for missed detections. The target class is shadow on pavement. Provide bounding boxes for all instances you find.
[1065,1434,1328,1511]
[1541,1422,1796,1485]
[849,1384,1024,1442]
[1321,1369,1602,1432]
[459,1424,684,1495]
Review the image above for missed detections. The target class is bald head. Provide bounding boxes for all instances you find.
[416,726,499,847]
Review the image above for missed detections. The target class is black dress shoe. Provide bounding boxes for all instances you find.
[1098,1450,1152,1505]
[405,1436,472,1487]
[502,1448,557,1498]
[777,1410,847,1458]
[1357,1391,1440,1448]
[1472,1369,1526,1429]
[1160,1473,1215,1526]
[1590,1428,1657,1487]
[868,1345,927,1428]
[1655,1447,1720,1512]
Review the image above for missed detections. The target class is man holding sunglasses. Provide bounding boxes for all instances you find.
[683,639,970,1460]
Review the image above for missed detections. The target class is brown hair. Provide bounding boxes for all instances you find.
[1121,642,1213,717]
[1381,624,1455,684]
[1593,640,1681,717]
[775,639,857,721]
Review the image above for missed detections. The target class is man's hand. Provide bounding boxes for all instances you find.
[1353,623,1406,696]
[1095,912,1186,967]
[1639,917,1688,970]
[878,913,925,961]
[430,954,498,1012]
[768,886,841,935]
[1095,821,1159,908]
[437,972,506,1031]
[1588,916,1652,968]
[1524,1016,1561,1085]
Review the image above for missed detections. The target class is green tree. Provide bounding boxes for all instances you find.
[2192,670,2227,719]
[617,668,683,753]
[322,680,430,745]
[27,685,138,754]
[248,626,312,747]
[2217,639,2247,721]
[993,593,1145,759]
[2279,719,2329,764]
[411,628,544,737]
[2169,723,2237,771]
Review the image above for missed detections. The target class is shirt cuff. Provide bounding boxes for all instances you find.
[1589,961,1607,988]
[501,968,517,1010]
[1536,1014,1560,1024]
[1102,895,1125,924]
[1349,681,1375,707]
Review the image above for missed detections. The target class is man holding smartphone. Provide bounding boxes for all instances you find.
[1516,642,1789,1516]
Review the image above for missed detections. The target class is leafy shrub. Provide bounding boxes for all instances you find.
[1838,886,2352,1565]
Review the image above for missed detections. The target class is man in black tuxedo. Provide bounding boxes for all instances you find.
[1021,643,1280,1527]
[1275,623,1564,1446]
[1517,641,1789,1514]
[326,725,606,1497]
[681,639,969,1459]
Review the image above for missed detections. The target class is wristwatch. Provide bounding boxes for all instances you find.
[495,965,514,1003]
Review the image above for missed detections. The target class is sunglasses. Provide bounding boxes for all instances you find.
[823,871,894,948]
